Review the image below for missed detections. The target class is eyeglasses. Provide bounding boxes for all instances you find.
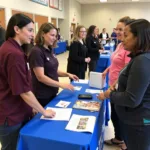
[79,31,87,33]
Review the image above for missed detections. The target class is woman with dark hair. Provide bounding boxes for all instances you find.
[67,25,90,80]
[0,14,55,150]
[86,25,102,72]
[98,19,150,150]
[29,23,78,107]
[103,16,131,150]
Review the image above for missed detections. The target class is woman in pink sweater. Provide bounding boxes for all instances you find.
[103,17,132,150]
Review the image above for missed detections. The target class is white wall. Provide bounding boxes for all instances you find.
[70,0,81,25]
[0,0,65,24]
[58,0,82,41]
[59,0,70,41]
[81,3,150,35]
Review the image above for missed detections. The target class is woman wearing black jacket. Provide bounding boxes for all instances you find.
[67,25,90,79]
[86,25,102,72]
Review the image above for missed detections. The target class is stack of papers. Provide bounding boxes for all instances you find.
[85,89,103,94]
[74,79,89,84]
[41,107,72,121]
[66,114,96,133]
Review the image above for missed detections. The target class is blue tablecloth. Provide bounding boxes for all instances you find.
[96,53,111,126]
[17,83,106,150]
[53,41,67,55]
[96,53,111,73]
[104,45,115,51]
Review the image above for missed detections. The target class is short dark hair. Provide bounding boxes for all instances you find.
[6,13,34,40]
[86,25,96,37]
[127,19,150,53]
[35,23,58,48]
[119,16,131,25]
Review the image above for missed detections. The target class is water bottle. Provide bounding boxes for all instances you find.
[110,40,114,54]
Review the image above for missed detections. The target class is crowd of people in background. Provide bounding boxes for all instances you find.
[0,13,150,150]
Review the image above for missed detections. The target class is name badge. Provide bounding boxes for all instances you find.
[27,63,30,70]
[115,83,118,90]
[47,57,50,61]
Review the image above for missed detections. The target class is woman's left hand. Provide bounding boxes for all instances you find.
[104,89,111,98]
[68,73,79,81]
[97,89,111,100]
[97,92,106,101]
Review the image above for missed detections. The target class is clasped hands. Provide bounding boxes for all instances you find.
[97,86,115,101]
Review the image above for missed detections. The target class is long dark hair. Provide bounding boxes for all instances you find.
[86,25,96,37]
[127,19,150,53]
[6,13,34,40]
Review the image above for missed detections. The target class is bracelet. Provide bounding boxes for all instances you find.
[103,92,108,99]
[109,88,113,92]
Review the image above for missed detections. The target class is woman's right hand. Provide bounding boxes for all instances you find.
[60,83,74,91]
[85,57,91,63]
[43,109,56,118]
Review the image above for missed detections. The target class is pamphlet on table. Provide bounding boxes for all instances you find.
[66,114,96,133]
[85,89,103,94]
[74,79,89,84]
[41,107,72,121]
[74,86,82,91]
[73,100,100,112]
[55,100,71,108]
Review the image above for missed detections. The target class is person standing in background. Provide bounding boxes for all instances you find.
[67,25,90,80]
[99,28,109,46]
[57,28,61,41]
[0,22,6,46]
[86,25,103,73]
[111,28,117,49]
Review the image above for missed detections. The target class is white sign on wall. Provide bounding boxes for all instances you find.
[30,0,48,6]
[59,0,63,11]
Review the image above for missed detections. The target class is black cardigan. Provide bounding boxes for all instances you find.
[86,36,100,60]
[67,41,87,76]
[99,33,109,39]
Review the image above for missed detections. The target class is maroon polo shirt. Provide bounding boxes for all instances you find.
[29,45,59,99]
[0,38,32,126]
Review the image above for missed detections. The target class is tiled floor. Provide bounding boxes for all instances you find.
[0,51,119,150]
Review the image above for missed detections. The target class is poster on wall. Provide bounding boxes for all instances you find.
[49,0,59,9]
[59,0,63,11]
[30,0,48,6]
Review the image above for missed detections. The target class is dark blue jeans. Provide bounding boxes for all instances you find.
[111,103,123,141]
[0,122,22,150]
[120,121,150,150]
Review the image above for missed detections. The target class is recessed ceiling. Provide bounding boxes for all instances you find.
[76,0,150,3]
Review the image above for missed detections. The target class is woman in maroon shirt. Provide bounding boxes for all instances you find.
[0,14,55,150]
[29,23,79,107]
